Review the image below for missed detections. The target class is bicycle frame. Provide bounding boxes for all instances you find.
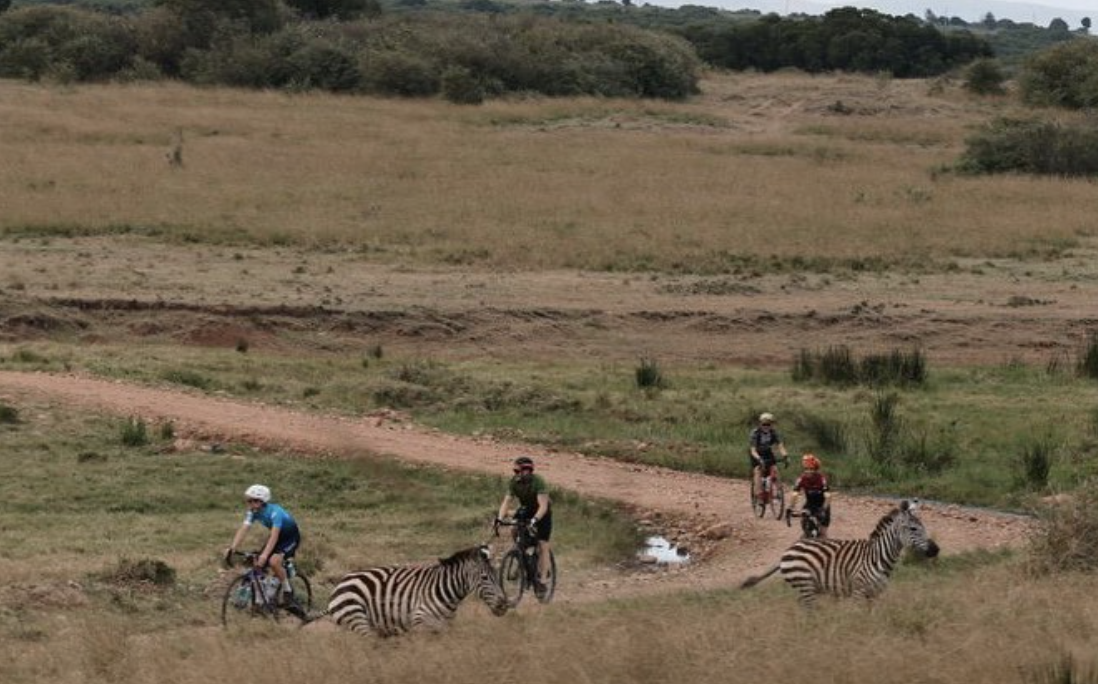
[751,460,786,519]
[222,551,310,626]
[785,509,822,538]
[493,518,556,606]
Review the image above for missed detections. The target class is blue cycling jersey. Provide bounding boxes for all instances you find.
[244,502,299,535]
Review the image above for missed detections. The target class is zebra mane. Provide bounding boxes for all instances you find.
[438,546,486,567]
[868,506,905,539]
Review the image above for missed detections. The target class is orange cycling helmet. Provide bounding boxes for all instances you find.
[802,453,821,470]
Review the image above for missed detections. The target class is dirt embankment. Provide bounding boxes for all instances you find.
[0,371,1034,602]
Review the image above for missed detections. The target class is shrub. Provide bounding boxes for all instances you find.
[964,57,1006,95]
[106,558,176,587]
[792,346,925,387]
[635,357,665,390]
[866,391,901,467]
[0,401,20,424]
[0,37,51,80]
[1016,439,1054,490]
[1019,39,1098,109]
[0,6,136,82]
[358,49,439,97]
[1027,482,1098,576]
[160,368,212,390]
[793,411,847,453]
[1076,332,1098,380]
[956,117,1098,177]
[440,65,484,105]
[120,417,149,447]
[287,40,360,91]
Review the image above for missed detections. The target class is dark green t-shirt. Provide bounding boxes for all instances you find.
[508,473,548,513]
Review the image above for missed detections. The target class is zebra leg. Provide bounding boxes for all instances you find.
[335,604,377,636]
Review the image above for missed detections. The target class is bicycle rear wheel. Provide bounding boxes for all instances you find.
[769,483,785,520]
[751,480,766,518]
[222,575,272,628]
[498,549,525,608]
[280,573,313,619]
[535,550,557,604]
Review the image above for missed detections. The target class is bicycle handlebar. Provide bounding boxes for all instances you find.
[223,549,262,568]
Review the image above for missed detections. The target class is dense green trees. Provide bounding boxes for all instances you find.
[0,4,700,100]
[680,8,990,76]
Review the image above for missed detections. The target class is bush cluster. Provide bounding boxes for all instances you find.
[1019,39,1098,109]
[956,117,1098,177]
[1027,483,1098,576]
[0,5,700,100]
[792,346,927,387]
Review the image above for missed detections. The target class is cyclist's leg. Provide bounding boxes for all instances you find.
[271,531,299,601]
[535,515,553,584]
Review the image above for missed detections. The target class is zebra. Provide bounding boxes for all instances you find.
[305,545,509,636]
[741,499,940,607]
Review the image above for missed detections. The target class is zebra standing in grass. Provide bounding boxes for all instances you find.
[306,545,509,636]
[741,499,940,607]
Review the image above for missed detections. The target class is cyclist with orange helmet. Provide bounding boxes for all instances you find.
[791,454,831,538]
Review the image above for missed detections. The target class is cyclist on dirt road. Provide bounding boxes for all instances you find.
[224,484,304,613]
[790,453,832,538]
[496,456,553,596]
[749,412,788,497]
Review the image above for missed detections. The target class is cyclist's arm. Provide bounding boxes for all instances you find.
[258,526,280,566]
[227,521,251,556]
[497,493,515,521]
[532,492,550,523]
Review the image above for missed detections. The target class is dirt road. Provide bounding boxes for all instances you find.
[0,370,1033,601]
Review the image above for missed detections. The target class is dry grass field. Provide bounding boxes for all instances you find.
[3,70,1098,684]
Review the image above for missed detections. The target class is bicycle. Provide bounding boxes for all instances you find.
[493,517,556,607]
[221,550,313,627]
[750,458,786,520]
[785,508,822,539]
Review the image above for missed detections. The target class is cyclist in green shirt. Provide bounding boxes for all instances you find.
[496,456,553,593]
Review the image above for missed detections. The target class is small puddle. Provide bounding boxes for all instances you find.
[638,536,691,564]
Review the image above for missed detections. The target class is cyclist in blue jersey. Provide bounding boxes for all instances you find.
[225,484,303,610]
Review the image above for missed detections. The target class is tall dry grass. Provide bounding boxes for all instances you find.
[0,74,1093,271]
[3,561,1097,684]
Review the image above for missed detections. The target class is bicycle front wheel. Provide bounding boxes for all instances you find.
[770,483,785,520]
[498,549,525,608]
[222,575,271,628]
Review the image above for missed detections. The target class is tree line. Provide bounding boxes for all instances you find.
[0,0,1005,99]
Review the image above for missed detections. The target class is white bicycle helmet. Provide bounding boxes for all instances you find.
[759,412,775,424]
[244,484,271,502]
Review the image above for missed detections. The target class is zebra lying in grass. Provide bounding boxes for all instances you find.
[304,545,508,636]
[741,499,940,607]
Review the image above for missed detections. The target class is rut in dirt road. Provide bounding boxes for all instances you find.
[0,370,1034,599]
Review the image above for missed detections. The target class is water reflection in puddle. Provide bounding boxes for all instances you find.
[639,536,691,564]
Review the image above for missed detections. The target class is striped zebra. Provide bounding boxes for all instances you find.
[741,499,940,607]
[307,545,508,636]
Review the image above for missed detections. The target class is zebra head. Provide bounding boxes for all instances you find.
[898,499,940,558]
[470,545,509,616]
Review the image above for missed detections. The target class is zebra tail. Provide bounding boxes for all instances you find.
[298,607,331,626]
[740,563,780,590]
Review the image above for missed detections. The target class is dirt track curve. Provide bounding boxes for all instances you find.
[0,370,1034,602]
